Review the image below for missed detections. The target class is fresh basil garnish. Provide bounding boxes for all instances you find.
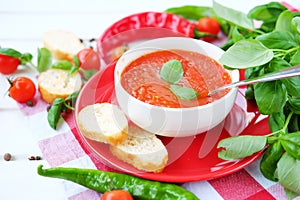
[169,84,198,100]
[160,59,184,84]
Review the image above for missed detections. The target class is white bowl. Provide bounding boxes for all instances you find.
[114,37,239,137]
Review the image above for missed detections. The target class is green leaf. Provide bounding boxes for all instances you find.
[268,109,285,132]
[217,135,267,160]
[169,85,198,100]
[284,188,299,200]
[231,26,245,43]
[276,10,294,33]
[256,30,297,50]
[288,114,299,132]
[277,153,300,194]
[160,60,184,84]
[37,48,52,73]
[65,90,80,107]
[254,81,287,114]
[0,48,22,58]
[47,98,65,129]
[288,96,300,115]
[290,49,300,66]
[73,56,80,68]
[52,60,73,71]
[260,141,283,181]
[81,69,98,81]
[164,5,213,20]
[292,17,300,34]
[19,53,33,65]
[280,132,300,159]
[219,39,274,69]
[213,0,254,30]
[247,2,287,21]
[266,58,300,97]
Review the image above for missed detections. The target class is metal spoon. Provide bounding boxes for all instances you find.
[208,64,300,96]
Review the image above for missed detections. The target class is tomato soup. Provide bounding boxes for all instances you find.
[120,49,231,108]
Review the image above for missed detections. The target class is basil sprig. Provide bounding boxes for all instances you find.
[209,1,300,198]
[47,90,80,129]
[0,47,34,66]
[160,59,198,100]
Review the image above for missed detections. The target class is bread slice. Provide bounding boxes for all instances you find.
[38,68,82,104]
[42,29,85,61]
[110,125,168,173]
[77,103,128,146]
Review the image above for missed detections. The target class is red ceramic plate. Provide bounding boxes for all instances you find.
[75,61,269,183]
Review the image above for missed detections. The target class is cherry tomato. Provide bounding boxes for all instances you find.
[76,48,101,70]
[9,77,36,103]
[100,190,133,200]
[0,54,20,74]
[197,17,221,42]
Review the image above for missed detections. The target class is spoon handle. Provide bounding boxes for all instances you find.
[209,64,300,95]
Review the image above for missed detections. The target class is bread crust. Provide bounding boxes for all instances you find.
[110,125,168,173]
[42,29,85,61]
[38,68,82,104]
[77,103,128,146]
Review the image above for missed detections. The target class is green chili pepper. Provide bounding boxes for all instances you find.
[37,165,199,200]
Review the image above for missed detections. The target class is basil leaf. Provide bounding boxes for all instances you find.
[280,132,300,159]
[260,141,283,181]
[169,85,198,100]
[288,96,300,115]
[160,60,183,84]
[165,5,213,20]
[69,66,79,75]
[0,48,22,58]
[284,188,299,200]
[213,0,254,30]
[256,30,297,50]
[217,135,267,160]
[81,69,98,81]
[65,90,80,106]
[277,153,300,194]
[37,48,52,73]
[52,60,73,70]
[276,10,294,33]
[268,109,285,132]
[73,55,80,68]
[219,39,274,69]
[292,17,300,34]
[20,53,33,65]
[254,81,287,114]
[290,49,300,66]
[247,2,287,21]
[47,98,65,129]
[288,114,299,132]
[231,26,245,43]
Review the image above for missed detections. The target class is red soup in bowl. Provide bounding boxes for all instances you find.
[120,49,232,108]
[114,37,239,137]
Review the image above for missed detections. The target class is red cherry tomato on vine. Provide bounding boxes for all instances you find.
[9,77,36,103]
[100,190,133,200]
[197,17,221,42]
[0,54,20,74]
[76,48,101,70]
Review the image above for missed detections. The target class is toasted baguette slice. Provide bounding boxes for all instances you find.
[42,29,85,61]
[38,68,82,104]
[77,103,128,146]
[110,125,168,173]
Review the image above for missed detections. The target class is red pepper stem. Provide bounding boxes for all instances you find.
[193,29,218,39]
